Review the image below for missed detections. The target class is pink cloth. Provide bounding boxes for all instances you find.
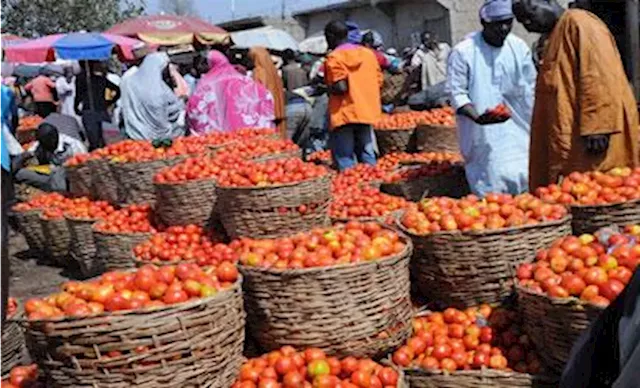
[25,75,55,102]
[170,64,190,97]
[186,51,275,135]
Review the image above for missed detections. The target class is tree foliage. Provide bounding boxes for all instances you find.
[1,0,146,38]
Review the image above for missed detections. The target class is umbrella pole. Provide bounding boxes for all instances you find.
[84,60,95,111]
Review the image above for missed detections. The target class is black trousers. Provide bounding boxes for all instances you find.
[82,110,109,151]
[1,168,14,324]
[34,101,56,118]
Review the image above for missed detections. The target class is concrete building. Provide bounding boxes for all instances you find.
[294,0,570,49]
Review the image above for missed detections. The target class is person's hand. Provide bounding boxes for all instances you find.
[474,112,510,125]
[584,134,610,155]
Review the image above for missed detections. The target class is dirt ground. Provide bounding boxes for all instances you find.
[8,227,79,303]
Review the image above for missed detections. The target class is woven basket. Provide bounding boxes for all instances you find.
[93,229,153,270]
[155,178,217,227]
[570,199,640,235]
[39,216,71,265]
[217,175,332,239]
[240,230,413,358]
[20,279,245,388]
[251,148,303,163]
[415,124,459,154]
[330,210,403,228]
[375,128,416,155]
[66,163,93,197]
[13,209,46,253]
[399,216,572,308]
[88,158,119,204]
[66,216,103,277]
[517,286,604,373]
[1,320,26,378]
[111,157,184,206]
[403,367,558,388]
[381,166,470,202]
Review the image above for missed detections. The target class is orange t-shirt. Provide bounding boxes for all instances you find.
[325,44,382,130]
[25,75,55,102]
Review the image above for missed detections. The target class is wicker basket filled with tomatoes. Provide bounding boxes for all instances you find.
[373,126,416,156]
[12,206,46,253]
[154,156,223,227]
[2,298,26,378]
[393,306,557,388]
[398,194,571,308]
[233,346,407,387]
[239,222,413,358]
[65,154,95,197]
[329,186,409,226]
[412,108,458,154]
[534,168,640,235]
[39,208,73,265]
[64,200,117,277]
[16,116,43,144]
[381,164,470,202]
[88,157,120,203]
[19,263,245,388]
[217,158,331,239]
[133,225,237,267]
[515,226,639,373]
[92,205,158,270]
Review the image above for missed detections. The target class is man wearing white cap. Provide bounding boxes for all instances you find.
[447,0,536,196]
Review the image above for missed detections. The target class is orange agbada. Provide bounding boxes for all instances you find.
[325,45,382,129]
[529,10,639,191]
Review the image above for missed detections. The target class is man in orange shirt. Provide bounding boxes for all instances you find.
[324,20,383,171]
[25,74,56,118]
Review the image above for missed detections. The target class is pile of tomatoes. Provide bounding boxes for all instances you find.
[12,192,69,213]
[516,225,639,307]
[330,187,408,219]
[401,193,568,235]
[378,152,462,171]
[24,262,239,319]
[308,150,332,165]
[64,153,98,167]
[216,158,328,188]
[1,364,42,388]
[214,139,300,161]
[93,204,158,234]
[535,168,640,206]
[484,104,511,121]
[233,346,399,388]
[64,199,116,220]
[392,305,544,374]
[236,221,406,269]
[133,225,238,266]
[383,164,457,184]
[375,108,455,130]
[331,164,388,195]
[17,116,42,132]
[154,155,240,184]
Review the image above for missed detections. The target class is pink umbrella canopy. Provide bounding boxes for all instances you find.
[107,15,230,46]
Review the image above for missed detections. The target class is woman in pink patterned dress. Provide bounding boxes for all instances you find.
[186,50,275,135]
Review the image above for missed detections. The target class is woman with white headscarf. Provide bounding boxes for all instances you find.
[120,52,186,140]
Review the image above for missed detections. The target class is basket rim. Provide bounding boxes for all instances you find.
[38,214,66,222]
[330,209,406,224]
[402,365,552,379]
[239,227,412,276]
[569,197,640,209]
[12,207,43,215]
[153,176,217,187]
[16,275,242,324]
[374,127,415,132]
[396,211,572,238]
[64,214,101,223]
[415,123,456,130]
[381,165,464,186]
[91,226,154,236]
[108,155,184,167]
[516,283,606,310]
[216,173,330,191]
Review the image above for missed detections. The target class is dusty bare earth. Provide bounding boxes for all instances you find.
[8,226,80,303]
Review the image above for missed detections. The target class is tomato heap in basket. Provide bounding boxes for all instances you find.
[217,158,328,187]
[401,193,568,234]
[331,164,387,195]
[40,197,96,220]
[134,225,238,266]
[383,163,457,184]
[233,346,399,388]
[17,116,43,131]
[214,138,300,160]
[154,155,246,183]
[308,150,332,164]
[330,187,408,219]
[12,192,69,213]
[24,262,238,319]
[393,305,544,374]
[516,225,639,307]
[64,199,117,220]
[1,364,42,388]
[236,221,405,269]
[378,152,463,171]
[64,152,98,167]
[93,204,158,234]
[375,107,455,130]
[535,168,640,205]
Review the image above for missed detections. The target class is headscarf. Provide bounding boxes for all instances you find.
[479,0,514,22]
[121,52,185,141]
[249,47,285,138]
[186,50,275,135]
[346,21,362,44]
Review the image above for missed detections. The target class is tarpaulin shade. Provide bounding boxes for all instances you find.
[107,15,230,46]
[231,27,299,51]
[3,32,145,63]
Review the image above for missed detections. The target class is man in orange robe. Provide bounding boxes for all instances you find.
[514,0,639,191]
